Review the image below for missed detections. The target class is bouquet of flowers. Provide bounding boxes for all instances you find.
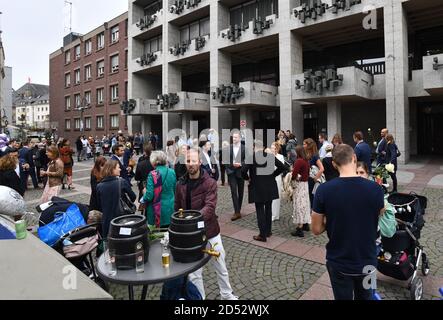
[373,163,395,185]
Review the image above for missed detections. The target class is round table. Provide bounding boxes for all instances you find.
[96,240,211,300]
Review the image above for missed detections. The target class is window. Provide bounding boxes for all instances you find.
[74,69,81,84]
[74,45,81,59]
[144,0,162,17]
[125,50,128,69]
[85,40,92,55]
[85,91,92,105]
[65,119,71,130]
[230,0,278,26]
[96,88,104,105]
[125,19,128,36]
[74,118,82,130]
[85,117,91,130]
[111,25,119,43]
[96,116,104,129]
[74,94,81,108]
[97,32,105,50]
[65,50,71,64]
[179,17,210,43]
[110,115,119,128]
[97,60,105,77]
[85,65,92,80]
[65,96,71,110]
[144,35,162,54]
[110,85,119,102]
[110,55,119,73]
[65,73,71,87]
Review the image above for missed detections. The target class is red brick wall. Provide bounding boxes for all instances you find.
[50,16,128,145]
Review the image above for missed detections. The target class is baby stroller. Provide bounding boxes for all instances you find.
[377,192,429,300]
[52,223,107,290]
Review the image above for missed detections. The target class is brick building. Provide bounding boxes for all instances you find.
[50,12,129,144]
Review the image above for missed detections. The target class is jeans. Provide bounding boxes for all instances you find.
[228,174,244,213]
[326,263,374,300]
[255,201,272,238]
[21,167,39,189]
[188,234,237,300]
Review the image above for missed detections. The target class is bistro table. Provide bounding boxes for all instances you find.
[96,239,211,300]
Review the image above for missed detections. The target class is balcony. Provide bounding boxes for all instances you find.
[423,53,443,95]
[157,92,210,112]
[168,0,210,25]
[168,35,210,62]
[292,66,385,102]
[131,8,163,40]
[218,15,277,48]
[211,81,279,108]
[131,50,163,74]
[128,98,161,116]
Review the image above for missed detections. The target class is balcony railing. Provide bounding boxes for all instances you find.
[136,52,158,66]
[136,15,157,30]
[357,61,386,75]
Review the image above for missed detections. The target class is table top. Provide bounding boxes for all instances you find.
[96,240,211,286]
[0,215,112,300]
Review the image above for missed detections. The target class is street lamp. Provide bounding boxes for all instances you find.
[75,96,91,132]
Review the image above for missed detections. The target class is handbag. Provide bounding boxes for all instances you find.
[118,178,136,216]
[396,146,401,158]
[63,234,99,258]
[38,204,86,247]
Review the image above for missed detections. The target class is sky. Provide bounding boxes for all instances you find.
[1,0,128,89]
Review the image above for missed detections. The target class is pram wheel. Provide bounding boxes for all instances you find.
[410,277,423,300]
[422,253,430,276]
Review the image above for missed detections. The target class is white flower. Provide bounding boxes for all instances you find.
[385,163,395,173]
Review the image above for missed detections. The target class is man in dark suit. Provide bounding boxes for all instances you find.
[376,128,388,165]
[225,131,246,221]
[111,144,131,184]
[18,141,39,190]
[353,131,373,174]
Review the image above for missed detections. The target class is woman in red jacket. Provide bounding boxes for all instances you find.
[291,146,311,237]
[59,139,75,190]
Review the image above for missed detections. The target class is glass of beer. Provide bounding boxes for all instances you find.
[162,247,170,268]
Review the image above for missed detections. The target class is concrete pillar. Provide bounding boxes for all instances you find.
[279,27,304,142]
[181,112,192,136]
[327,100,342,138]
[384,0,410,163]
[210,1,232,140]
[141,116,151,136]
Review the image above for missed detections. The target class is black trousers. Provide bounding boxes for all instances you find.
[326,263,374,300]
[21,168,39,189]
[228,174,244,214]
[389,171,398,192]
[255,201,272,238]
[220,165,226,185]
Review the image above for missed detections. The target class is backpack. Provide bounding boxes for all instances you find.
[281,172,294,202]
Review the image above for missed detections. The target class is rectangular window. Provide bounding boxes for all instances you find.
[65,119,71,130]
[65,50,71,64]
[144,0,162,17]
[74,45,81,59]
[97,60,105,77]
[85,91,92,105]
[85,40,92,55]
[65,73,71,87]
[111,25,119,43]
[65,96,71,110]
[97,88,104,105]
[97,32,105,49]
[74,94,81,108]
[85,117,91,130]
[110,55,119,73]
[74,118,81,130]
[85,65,92,80]
[97,116,104,129]
[179,17,210,43]
[110,85,119,102]
[125,50,128,69]
[110,115,119,128]
[74,69,81,84]
[144,35,162,54]
[230,0,278,26]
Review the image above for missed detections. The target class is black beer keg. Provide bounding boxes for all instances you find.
[108,215,149,269]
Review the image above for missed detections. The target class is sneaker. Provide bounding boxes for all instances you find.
[221,294,239,300]
[291,228,304,237]
[302,224,310,232]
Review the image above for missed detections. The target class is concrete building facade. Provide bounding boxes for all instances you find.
[2,67,13,130]
[13,83,50,130]
[128,0,443,162]
[50,13,129,144]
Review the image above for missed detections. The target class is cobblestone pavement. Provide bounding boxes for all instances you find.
[22,157,443,300]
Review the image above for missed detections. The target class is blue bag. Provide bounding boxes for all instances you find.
[38,204,86,247]
[160,277,202,300]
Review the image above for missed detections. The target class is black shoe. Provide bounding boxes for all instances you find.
[253,235,267,242]
[291,228,304,237]
[267,232,272,237]
[302,224,310,232]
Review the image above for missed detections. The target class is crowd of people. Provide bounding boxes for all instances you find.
[0,125,401,300]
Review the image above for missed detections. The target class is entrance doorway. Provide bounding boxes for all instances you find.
[418,104,443,155]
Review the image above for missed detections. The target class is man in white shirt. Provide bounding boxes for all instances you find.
[318,133,333,159]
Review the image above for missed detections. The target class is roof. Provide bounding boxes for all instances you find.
[13,83,50,106]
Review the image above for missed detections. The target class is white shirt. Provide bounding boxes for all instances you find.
[203,152,212,169]
[15,164,20,177]
[319,141,333,159]
[233,144,240,160]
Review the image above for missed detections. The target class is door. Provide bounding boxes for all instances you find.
[418,108,443,155]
